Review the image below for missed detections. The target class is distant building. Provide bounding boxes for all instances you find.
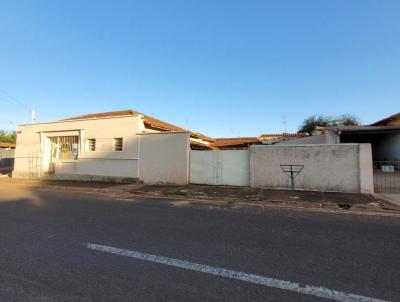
[323,112,400,161]
[0,142,16,149]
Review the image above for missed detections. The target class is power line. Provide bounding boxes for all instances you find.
[0,88,36,123]
[0,88,30,111]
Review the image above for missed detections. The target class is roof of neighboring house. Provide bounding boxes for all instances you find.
[211,137,260,148]
[259,133,308,141]
[190,132,215,142]
[209,133,309,148]
[325,125,400,134]
[190,140,218,150]
[370,112,400,126]
[0,142,16,148]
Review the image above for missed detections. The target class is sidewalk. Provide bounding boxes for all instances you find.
[375,193,400,207]
[1,177,399,215]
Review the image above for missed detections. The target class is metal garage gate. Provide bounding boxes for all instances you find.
[190,150,250,186]
[373,161,400,193]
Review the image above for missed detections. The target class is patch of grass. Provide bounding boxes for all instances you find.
[338,203,352,210]
[167,189,188,196]
[257,195,271,201]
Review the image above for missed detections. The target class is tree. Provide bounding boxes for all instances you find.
[298,114,360,134]
[0,130,17,143]
[337,114,359,126]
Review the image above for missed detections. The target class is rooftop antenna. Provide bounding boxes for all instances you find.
[185,117,189,130]
[281,115,287,133]
[30,108,36,124]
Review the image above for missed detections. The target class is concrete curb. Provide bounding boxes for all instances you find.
[35,185,400,218]
[120,193,400,218]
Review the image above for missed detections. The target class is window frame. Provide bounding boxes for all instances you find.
[113,137,123,152]
[87,138,96,152]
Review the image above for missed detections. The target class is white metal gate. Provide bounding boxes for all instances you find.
[373,161,400,193]
[190,150,249,186]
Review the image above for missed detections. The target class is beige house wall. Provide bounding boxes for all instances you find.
[14,116,142,180]
[250,144,374,193]
[14,115,191,184]
[14,116,190,184]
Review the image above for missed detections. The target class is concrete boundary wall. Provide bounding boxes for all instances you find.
[138,132,190,185]
[359,144,374,193]
[250,144,374,193]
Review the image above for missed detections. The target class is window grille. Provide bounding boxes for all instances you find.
[88,139,96,151]
[49,136,79,160]
[113,138,123,151]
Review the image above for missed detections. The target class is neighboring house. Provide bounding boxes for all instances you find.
[0,142,16,149]
[13,110,213,184]
[323,112,400,161]
[211,137,261,150]
[209,133,308,149]
[259,133,309,144]
[0,142,15,173]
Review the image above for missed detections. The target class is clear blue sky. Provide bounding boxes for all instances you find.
[0,0,399,137]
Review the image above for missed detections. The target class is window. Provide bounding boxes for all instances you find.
[88,139,96,151]
[113,137,123,151]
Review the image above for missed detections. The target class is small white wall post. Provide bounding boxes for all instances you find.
[359,143,374,194]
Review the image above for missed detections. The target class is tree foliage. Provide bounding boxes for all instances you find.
[0,130,17,143]
[298,114,360,134]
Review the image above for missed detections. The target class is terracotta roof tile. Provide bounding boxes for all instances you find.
[259,133,308,140]
[211,137,260,147]
[0,142,15,148]
[190,140,218,150]
[63,110,186,132]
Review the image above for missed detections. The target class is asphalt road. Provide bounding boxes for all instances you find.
[0,185,399,301]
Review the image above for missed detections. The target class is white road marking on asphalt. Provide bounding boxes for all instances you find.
[87,243,388,302]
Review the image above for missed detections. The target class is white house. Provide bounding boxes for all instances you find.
[13,110,213,184]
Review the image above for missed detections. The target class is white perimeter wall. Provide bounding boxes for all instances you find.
[250,144,374,193]
[138,132,190,185]
[190,150,250,186]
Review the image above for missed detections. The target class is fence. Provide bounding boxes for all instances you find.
[373,161,400,193]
